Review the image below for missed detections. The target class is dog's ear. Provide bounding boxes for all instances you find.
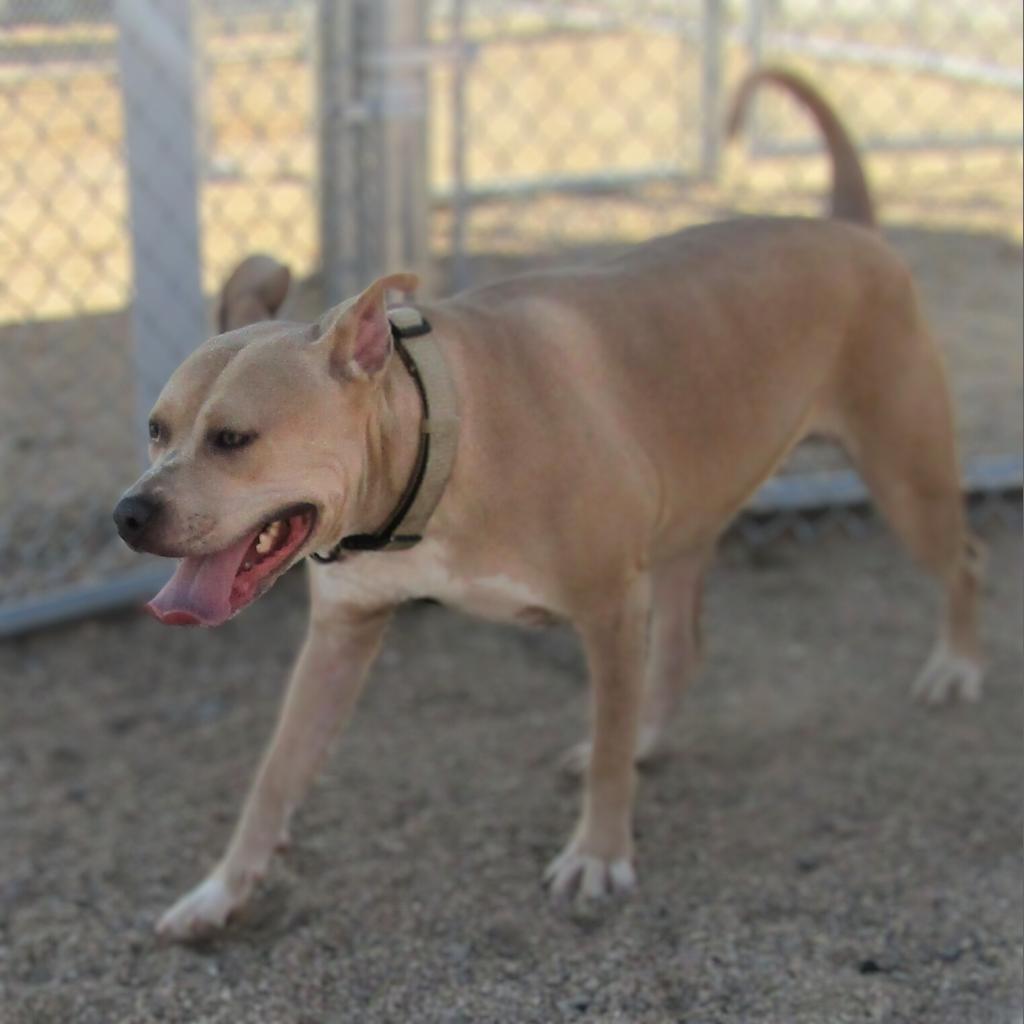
[257,260,291,318]
[316,272,419,380]
[218,254,292,332]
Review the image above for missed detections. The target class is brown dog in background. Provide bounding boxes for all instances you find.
[113,68,983,941]
[216,253,291,332]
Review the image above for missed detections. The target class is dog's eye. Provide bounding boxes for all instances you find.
[148,420,162,442]
[211,429,255,451]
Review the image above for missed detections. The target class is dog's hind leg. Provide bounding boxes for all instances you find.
[636,548,711,759]
[156,605,393,941]
[835,330,983,704]
[561,548,709,775]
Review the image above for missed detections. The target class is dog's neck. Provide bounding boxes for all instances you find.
[354,351,426,541]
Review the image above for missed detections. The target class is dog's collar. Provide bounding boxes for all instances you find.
[310,307,459,563]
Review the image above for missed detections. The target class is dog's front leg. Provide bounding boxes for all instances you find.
[545,575,650,902]
[157,605,392,941]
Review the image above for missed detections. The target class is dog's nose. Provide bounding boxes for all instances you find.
[113,494,159,547]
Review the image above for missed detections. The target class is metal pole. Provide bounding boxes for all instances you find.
[746,0,765,67]
[700,0,723,181]
[115,0,206,458]
[318,0,430,303]
[317,0,362,306]
[0,568,173,640]
[450,0,469,291]
[366,0,431,291]
[745,0,767,153]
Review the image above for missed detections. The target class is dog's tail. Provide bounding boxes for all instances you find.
[217,254,292,332]
[726,66,876,228]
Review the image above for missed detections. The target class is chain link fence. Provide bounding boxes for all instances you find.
[0,0,323,633]
[0,0,1020,635]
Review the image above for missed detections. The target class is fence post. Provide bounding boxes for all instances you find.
[115,0,206,458]
[745,0,767,153]
[700,0,724,180]
[318,0,430,307]
[449,0,470,291]
[366,0,431,292]
[317,0,363,306]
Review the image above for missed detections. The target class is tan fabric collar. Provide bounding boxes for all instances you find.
[310,307,459,563]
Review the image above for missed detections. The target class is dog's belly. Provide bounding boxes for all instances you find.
[311,540,557,625]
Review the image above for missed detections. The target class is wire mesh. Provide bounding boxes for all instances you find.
[0,4,135,608]
[428,0,1023,489]
[0,0,320,628]
[0,0,1020,635]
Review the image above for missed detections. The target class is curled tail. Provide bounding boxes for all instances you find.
[726,66,876,227]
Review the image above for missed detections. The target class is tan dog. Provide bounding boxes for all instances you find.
[114,69,983,942]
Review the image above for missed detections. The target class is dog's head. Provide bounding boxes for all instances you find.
[114,272,418,626]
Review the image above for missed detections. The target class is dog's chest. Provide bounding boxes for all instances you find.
[311,540,556,625]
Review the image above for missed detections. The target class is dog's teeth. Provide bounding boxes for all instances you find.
[254,519,285,556]
[242,561,253,571]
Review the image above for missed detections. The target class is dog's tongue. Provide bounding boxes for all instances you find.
[146,533,254,627]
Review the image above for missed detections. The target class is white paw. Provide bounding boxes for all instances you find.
[156,871,248,942]
[911,642,983,705]
[543,842,636,903]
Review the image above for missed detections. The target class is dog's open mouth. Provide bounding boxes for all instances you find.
[146,505,316,627]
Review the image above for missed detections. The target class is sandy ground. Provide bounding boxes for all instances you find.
[1,522,1021,1023]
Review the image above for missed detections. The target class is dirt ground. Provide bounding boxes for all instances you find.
[1,521,1021,1023]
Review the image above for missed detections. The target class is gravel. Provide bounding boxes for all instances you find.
[1,525,1021,1023]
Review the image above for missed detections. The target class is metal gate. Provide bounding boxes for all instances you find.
[434,0,1023,513]
[0,0,1020,636]
[0,0,428,635]
[744,0,1023,155]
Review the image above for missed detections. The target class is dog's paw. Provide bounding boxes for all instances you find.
[543,841,636,904]
[156,871,248,942]
[911,642,983,705]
